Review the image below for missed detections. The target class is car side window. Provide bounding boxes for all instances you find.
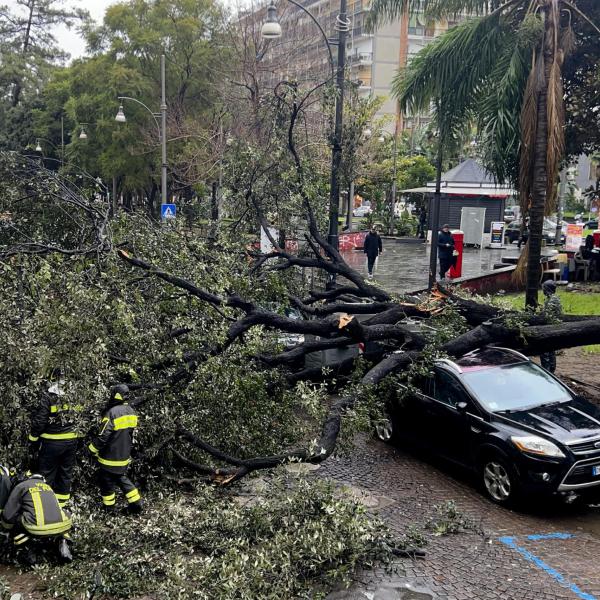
[412,374,434,397]
[433,371,468,408]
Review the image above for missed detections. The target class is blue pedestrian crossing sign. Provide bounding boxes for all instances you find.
[161,203,176,220]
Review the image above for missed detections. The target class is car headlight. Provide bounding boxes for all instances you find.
[511,435,565,458]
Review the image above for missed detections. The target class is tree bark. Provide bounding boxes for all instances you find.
[525,7,552,308]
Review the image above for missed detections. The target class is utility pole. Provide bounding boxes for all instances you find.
[327,0,349,258]
[428,119,444,290]
[160,54,168,209]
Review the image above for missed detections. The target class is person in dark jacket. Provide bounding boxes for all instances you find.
[417,209,427,239]
[28,369,81,508]
[363,227,383,278]
[88,385,142,513]
[1,472,72,564]
[581,234,600,280]
[437,224,455,279]
[540,280,562,373]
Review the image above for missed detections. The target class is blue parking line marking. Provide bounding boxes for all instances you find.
[526,532,573,541]
[499,535,597,600]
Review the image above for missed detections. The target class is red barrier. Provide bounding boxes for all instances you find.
[448,230,464,279]
[594,231,600,248]
[339,231,367,251]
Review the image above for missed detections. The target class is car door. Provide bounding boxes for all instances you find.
[392,375,434,441]
[428,369,481,464]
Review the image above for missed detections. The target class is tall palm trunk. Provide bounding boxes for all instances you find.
[525,64,549,307]
[525,2,561,308]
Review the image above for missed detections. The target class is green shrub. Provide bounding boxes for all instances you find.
[40,474,395,599]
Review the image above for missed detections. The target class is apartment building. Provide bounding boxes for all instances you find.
[247,0,461,133]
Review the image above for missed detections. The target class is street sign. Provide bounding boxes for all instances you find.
[161,203,176,220]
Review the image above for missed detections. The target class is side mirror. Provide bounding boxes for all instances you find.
[456,401,468,414]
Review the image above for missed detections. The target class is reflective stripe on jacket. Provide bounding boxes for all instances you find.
[29,386,82,443]
[1,476,71,537]
[88,403,138,473]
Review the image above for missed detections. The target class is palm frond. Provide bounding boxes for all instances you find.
[518,49,543,216]
[366,0,411,32]
[545,1,566,214]
[478,27,536,185]
[423,0,522,20]
[392,11,509,137]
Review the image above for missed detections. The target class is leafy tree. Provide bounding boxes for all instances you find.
[368,0,600,307]
[0,0,87,107]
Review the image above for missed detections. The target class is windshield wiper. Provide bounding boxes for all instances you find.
[495,399,569,414]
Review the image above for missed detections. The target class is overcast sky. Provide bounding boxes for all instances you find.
[5,0,117,59]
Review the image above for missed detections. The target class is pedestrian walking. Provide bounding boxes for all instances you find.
[28,369,81,508]
[540,280,562,373]
[88,385,142,514]
[363,227,383,279]
[417,209,427,239]
[437,224,455,280]
[0,471,72,565]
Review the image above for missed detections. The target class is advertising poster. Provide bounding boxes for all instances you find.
[565,224,584,252]
[490,221,505,248]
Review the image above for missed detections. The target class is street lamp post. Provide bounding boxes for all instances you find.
[428,127,444,290]
[261,0,350,261]
[115,54,168,212]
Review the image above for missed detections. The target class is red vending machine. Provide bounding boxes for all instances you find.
[448,230,464,279]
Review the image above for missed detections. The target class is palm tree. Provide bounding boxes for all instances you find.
[368,0,599,307]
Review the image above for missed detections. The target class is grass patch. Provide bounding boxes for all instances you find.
[495,290,600,353]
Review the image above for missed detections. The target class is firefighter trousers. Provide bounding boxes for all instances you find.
[37,439,78,506]
[97,468,141,508]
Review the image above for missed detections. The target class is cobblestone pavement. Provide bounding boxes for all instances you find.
[321,436,600,600]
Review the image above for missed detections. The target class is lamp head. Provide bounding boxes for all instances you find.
[79,128,88,140]
[115,105,127,123]
[378,135,385,144]
[363,128,372,139]
[35,140,42,152]
[261,2,282,39]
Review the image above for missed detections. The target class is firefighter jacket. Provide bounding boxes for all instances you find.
[88,402,138,474]
[29,383,82,443]
[0,475,72,537]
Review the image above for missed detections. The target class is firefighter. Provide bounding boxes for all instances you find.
[28,370,81,508]
[1,471,72,564]
[88,385,142,513]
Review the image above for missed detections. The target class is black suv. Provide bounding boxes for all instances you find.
[377,347,600,505]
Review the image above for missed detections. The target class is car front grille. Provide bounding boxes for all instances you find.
[560,457,600,489]
[567,439,600,455]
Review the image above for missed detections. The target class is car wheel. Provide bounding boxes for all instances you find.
[375,414,395,443]
[481,456,520,505]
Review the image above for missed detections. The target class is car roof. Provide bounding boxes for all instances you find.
[436,347,528,374]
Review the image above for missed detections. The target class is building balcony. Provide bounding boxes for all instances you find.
[349,52,373,66]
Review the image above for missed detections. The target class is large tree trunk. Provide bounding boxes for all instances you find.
[525,10,553,308]
[11,0,35,107]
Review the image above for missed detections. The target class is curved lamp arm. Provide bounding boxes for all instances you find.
[283,0,335,81]
[118,96,161,137]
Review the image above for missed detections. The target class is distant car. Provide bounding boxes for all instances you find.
[584,220,599,230]
[376,347,600,505]
[504,208,518,223]
[504,220,565,245]
[353,205,372,217]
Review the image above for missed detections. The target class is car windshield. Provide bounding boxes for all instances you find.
[462,362,571,413]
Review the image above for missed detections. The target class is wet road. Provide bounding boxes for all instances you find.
[322,435,600,600]
[341,238,525,295]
